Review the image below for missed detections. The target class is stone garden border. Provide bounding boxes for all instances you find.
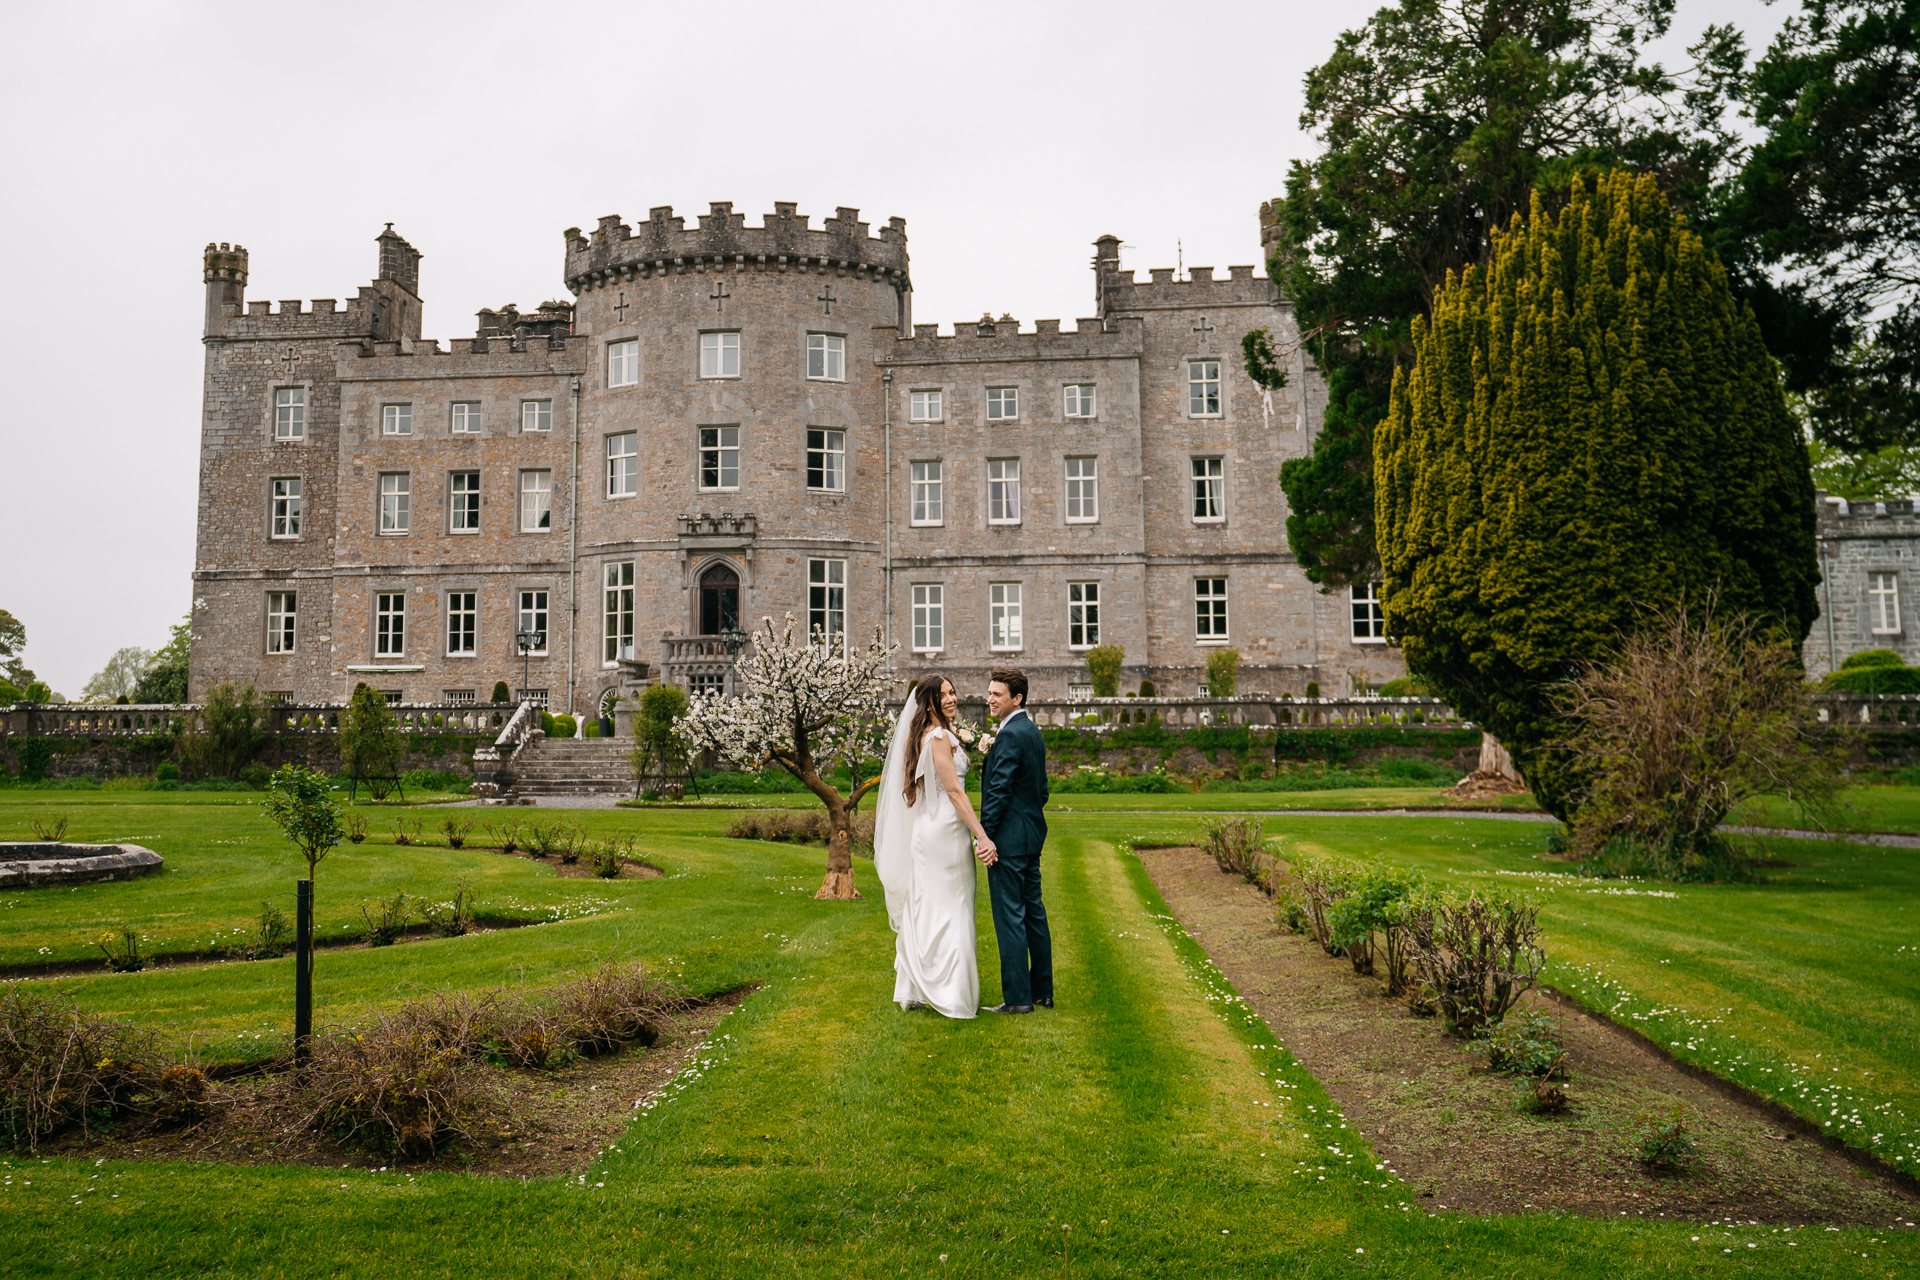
[0,842,164,888]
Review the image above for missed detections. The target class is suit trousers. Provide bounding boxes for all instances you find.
[987,853,1053,1007]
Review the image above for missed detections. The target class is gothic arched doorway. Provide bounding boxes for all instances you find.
[698,563,740,635]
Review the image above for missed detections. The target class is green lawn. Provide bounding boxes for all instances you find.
[1734,785,1920,835]
[0,791,1913,1276]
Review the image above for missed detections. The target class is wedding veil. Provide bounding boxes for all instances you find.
[870,695,920,932]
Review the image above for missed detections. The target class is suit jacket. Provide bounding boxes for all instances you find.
[979,710,1049,861]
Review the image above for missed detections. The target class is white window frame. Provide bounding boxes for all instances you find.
[989,582,1023,651]
[445,591,477,657]
[700,331,740,379]
[987,386,1019,421]
[444,689,476,703]
[1064,384,1095,418]
[807,333,846,381]
[1068,581,1100,649]
[910,389,943,423]
[700,426,740,491]
[270,476,302,539]
[520,469,552,533]
[379,472,410,534]
[911,583,944,653]
[382,403,413,436]
[604,563,634,664]
[375,592,406,657]
[1195,577,1229,644]
[267,591,296,654]
[608,339,639,388]
[274,387,305,440]
[987,458,1022,525]
[1870,572,1901,635]
[910,460,943,526]
[1188,360,1222,416]
[607,432,638,498]
[450,470,480,533]
[807,428,846,492]
[1191,456,1225,522]
[1069,683,1093,701]
[450,402,481,434]
[521,399,552,433]
[1351,582,1388,643]
[1065,456,1099,523]
[808,558,846,650]
[519,590,550,655]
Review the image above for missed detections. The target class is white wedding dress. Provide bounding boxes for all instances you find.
[875,726,979,1018]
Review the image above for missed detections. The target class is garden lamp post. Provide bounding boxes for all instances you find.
[720,626,748,698]
[516,628,545,703]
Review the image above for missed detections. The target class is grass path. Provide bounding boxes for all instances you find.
[8,824,1915,1275]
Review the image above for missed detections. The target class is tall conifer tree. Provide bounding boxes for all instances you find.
[1376,171,1819,817]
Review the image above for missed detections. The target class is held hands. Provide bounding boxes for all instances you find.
[974,835,998,867]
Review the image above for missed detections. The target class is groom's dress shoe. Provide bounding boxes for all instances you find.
[1034,996,1053,1008]
[986,1003,1035,1014]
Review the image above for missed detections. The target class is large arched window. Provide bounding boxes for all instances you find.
[698,563,740,635]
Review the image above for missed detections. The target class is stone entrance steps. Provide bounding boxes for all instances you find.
[508,737,634,798]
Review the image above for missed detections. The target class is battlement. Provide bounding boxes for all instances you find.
[344,330,579,365]
[1100,263,1275,315]
[476,300,574,339]
[204,229,422,344]
[876,315,1145,367]
[565,201,909,293]
[1818,494,1920,531]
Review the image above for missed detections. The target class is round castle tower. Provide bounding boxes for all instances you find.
[563,202,910,705]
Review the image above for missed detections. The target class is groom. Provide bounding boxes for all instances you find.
[978,668,1053,1014]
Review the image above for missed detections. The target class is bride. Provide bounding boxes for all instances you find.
[873,674,997,1018]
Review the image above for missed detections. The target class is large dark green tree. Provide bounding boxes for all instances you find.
[1272,0,1744,586]
[1375,171,1820,817]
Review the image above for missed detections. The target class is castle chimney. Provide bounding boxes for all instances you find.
[1092,234,1121,317]
[203,242,248,338]
[376,224,422,297]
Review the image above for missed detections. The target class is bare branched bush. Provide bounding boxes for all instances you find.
[0,988,158,1149]
[550,961,681,1055]
[1553,602,1850,879]
[1200,817,1270,888]
[299,1021,493,1157]
[1400,890,1545,1037]
[727,809,875,854]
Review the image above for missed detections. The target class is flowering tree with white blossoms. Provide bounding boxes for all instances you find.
[675,614,897,899]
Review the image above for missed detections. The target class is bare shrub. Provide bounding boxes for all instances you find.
[421,884,476,938]
[727,809,874,854]
[359,893,410,947]
[1553,601,1850,880]
[343,812,369,844]
[523,821,560,860]
[299,1019,493,1157]
[440,815,472,848]
[149,1064,211,1126]
[1400,890,1545,1036]
[0,987,158,1149]
[96,926,145,973]
[29,814,69,842]
[550,961,679,1055]
[1200,817,1269,888]
[221,899,291,960]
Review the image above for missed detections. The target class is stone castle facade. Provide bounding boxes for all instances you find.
[189,202,1410,714]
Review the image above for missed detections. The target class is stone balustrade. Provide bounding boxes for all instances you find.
[0,701,515,738]
[919,694,1471,731]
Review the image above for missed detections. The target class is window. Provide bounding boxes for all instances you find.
[700,426,739,490]
[450,471,480,532]
[807,429,845,491]
[521,688,550,706]
[807,333,845,380]
[519,590,549,654]
[808,558,846,647]
[1351,582,1387,642]
[274,387,305,440]
[444,689,475,703]
[988,458,1022,524]
[608,339,638,387]
[700,332,740,378]
[450,402,481,434]
[607,433,638,498]
[376,593,406,656]
[520,469,552,532]
[268,691,295,705]
[446,592,477,655]
[989,583,1023,650]
[1069,683,1093,700]
[1064,384,1095,418]
[604,563,634,662]
[910,390,942,422]
[912,584,944,652]
[267,592,296,654]
[1065,456,1099,523]
[1870,572,1901,634]
[1068,582,1100,648]
[382,403,413,436]
[379,472,410,534]
[1188,360,1221,415]
[987,386,1019,420]
[521,400,552,433]
[1195,577,1229,642]
[271,477,302,538]
[689,672,726,699]
[1191,457,1225,521]
[910,461,943,525]
[381,690,404,705]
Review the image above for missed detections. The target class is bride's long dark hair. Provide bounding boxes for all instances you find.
[903,675,953,807]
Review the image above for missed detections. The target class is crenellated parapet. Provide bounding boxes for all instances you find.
[564,201,910,294]
[876,315,1144,367]
[1099,262,1278,319]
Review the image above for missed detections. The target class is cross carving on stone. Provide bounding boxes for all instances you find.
[611,292,631,322]
[818,284,836,315]
[1191,315,1216,350]
[710,280,731,313]
[280,345,298,376]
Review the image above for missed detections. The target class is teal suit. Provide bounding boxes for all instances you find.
[979,710,1052,1007]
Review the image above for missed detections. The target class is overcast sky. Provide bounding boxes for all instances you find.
[0,0,1790,700]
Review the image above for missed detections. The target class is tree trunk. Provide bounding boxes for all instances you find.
[813,794,861,900]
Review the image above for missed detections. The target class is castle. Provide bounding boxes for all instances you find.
[189,203,1412,715]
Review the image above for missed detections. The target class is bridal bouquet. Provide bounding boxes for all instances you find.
[954,721,996,754]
